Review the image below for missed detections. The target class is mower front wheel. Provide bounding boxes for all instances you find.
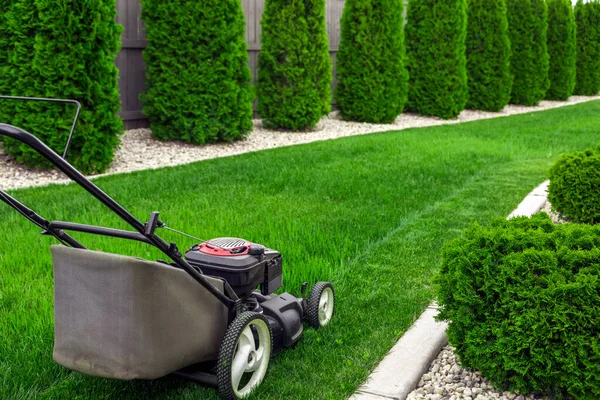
[217,312,272,400]
[307,282,335,328]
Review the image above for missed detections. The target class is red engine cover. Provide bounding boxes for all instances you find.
[198,237,252,256]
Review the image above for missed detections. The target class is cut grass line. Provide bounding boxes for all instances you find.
[344,160,507,271]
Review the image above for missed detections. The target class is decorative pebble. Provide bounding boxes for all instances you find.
[405,346,552,400]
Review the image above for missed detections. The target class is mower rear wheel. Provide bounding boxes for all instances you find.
[217,312,272,400]
[307,282,335,328]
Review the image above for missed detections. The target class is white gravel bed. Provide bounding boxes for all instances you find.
[541,200,569,224]
[406,346,549,400]
[406,203,567,400]
[1,95,599,191]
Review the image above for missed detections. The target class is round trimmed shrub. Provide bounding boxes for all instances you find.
[1,0,123,174]
[574,0,600,96]
[405,0,468,119]
[548,145,600,224]
[465,0,512,111]
[335,0,408,123]
[507,0,550,106]
[545,0,577,100]
[258,0,332,130]
[437,213,600,399]
[141,0,253,144]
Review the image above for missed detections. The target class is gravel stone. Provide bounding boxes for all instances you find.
[406,347,551,400]
[1,95,598,190]
[541,201,569,224]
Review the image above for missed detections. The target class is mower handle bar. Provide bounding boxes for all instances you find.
[0,123,237,309]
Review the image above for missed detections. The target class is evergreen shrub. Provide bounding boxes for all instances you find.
[548,145,600,223]
[465,0,512,111]
[257,0,332,130]
[1,0,123,174]
[506,0,550,105]
[141,0,253,144]
[405,0,468,119]
[0,0,13,125]
[437,213,600,399]
[574,0,600,95]
[335,0,408,123]
[545,0,577,100]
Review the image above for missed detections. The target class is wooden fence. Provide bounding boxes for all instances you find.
[115,0,406,129]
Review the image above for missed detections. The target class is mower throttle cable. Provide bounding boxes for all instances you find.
[160,225,209,244]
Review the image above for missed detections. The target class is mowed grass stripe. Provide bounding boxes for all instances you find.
[0,101,599,399]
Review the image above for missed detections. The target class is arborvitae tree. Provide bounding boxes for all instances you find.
[141,0,253,144]
[0,0,14,124]
[405,0,468,119]
[306,0,332,118]
[1,0,123,174]
[506,0,550,106]
[545,0,577,100]
[258,0,332,130]
[465,0,512,111]
[0,0,11,83]
[574,0,600,95]
[0,0,37,135]
[335,0,408,123]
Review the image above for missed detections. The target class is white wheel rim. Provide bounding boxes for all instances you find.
[231,319,271,398]
[318,287,334,326]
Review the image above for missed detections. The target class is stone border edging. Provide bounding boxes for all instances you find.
[508,180,549,219]
[349,180,550,400]
[350,304,448,400]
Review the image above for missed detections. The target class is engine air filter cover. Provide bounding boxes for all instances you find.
[207,237,249,249]
[198,238,252,257]
[184,237,283,297]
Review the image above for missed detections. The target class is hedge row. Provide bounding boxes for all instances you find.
[141,0,253,143]
[2,0,599,168]
[437,213,600,399]
[0,0,123,174]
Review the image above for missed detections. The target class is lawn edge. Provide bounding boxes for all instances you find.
[349,180,550,400]
[6,97,599,193]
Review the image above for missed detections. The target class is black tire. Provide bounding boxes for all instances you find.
[307,282,335,329]
[217,312,272,400]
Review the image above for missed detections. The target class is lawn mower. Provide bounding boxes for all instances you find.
[0,96,335,400]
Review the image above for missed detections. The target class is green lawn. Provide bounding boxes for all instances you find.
[1,101,600,400]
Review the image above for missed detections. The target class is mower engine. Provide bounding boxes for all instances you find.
[185,237,310,353]
[185,237,283,297]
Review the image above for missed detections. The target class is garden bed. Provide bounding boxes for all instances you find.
[1,96,599,191]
